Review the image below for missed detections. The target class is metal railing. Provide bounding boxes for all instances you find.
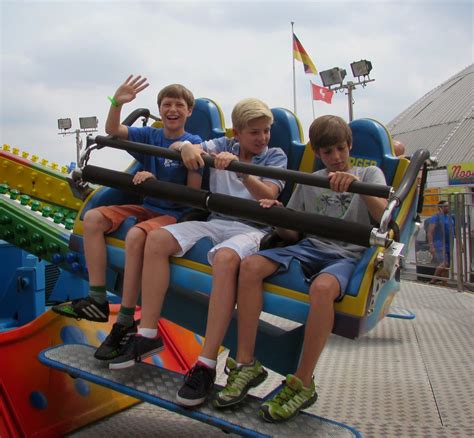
[404,191,473,291]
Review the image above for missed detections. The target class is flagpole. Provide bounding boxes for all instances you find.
[310,81,315,119]
[291,21,297,115]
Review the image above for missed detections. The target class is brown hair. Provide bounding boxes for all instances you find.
[308,115,352,150]
[231,98,273,132]
[157,84,195,110]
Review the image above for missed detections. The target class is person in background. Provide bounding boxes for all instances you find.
[427,200,454,285]
[393,139,406,157]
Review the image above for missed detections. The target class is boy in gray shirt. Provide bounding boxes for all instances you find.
[214,115,388,422]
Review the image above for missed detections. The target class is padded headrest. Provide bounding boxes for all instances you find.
[185,98,226,141]
[349,119,399,184]
[269,108,306,172]
[268,108,307,204]
[314,118,400,185]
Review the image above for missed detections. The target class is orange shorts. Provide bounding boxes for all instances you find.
[95,205,176,235]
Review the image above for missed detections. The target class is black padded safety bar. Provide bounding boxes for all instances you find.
[94,109,150,150]
[122,108,150,127]
[207,194,372,247]
[82,165,373,247]
[82,166,209,210]
[93,135,392,199]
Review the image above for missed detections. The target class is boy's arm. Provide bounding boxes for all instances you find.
[427,221,436,252]
[328,170,388,223]
[275,227,301,243]
[105,105,129,139]
[240,175,280,200]
[259,199,301,243]
[105,75,149,139]
[265,181,303,243]
[186,169,202,189]
[212,152,281,200]
[360,194,388,223]
[171,142,205,170]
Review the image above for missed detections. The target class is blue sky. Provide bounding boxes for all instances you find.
[1,0,472,170]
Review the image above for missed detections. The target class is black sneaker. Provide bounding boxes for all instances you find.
[52,296,109,322]
[175,363,216,407]
[108,334,164,370]
[94,321,138,361]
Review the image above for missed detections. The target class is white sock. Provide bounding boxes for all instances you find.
[197,356,217,369]
[237,359,254,368]
[138,328,158,338]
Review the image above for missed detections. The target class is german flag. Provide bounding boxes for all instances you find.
[293,33,317,75]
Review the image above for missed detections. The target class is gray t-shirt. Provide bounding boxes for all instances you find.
[287,166,386,258]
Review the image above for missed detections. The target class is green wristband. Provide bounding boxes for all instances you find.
[108,96,119,107]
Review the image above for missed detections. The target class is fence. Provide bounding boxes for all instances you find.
[403,191,473,292]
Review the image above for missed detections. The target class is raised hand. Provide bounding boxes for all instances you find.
[114,75,149,105]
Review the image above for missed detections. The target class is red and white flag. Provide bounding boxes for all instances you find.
[311,82,333,104]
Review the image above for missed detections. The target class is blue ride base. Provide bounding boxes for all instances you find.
[39,344,361,437]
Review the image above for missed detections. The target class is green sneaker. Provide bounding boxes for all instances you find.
[259,374,317,423]
[213,357,268,408]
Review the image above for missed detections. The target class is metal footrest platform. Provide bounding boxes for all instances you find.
[39,344,360,437]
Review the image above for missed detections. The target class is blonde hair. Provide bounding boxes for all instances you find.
[308,115,352,151]
[157,84,195,110]
[231,98,273,131]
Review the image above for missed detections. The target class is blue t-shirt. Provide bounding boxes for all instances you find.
[428,212,454,251]
[128,126,202,219]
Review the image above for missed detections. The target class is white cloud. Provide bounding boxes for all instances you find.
[1,0,472,171]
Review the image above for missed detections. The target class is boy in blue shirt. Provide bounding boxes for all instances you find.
[53,75,202,361]
[107,99,288,410]
[214,115,388,422]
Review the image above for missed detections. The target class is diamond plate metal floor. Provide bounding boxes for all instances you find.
[67,282,473,437]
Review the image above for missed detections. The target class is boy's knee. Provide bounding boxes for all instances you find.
[309,276,340,305]
[145,229,176,256]
[125,227,146,249]
[84,209,110,232]
[240,255,268,281]
[213,248,240,270]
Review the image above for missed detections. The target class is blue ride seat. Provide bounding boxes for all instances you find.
[185,97,226,140]
[268,108,306,204]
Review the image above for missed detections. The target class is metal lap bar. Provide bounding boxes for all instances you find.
[80,165,385,248]
[88,135,393,199]
[379,148,431,234]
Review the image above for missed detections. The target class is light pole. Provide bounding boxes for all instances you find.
[319,60,374,121]
[58,116,98,170]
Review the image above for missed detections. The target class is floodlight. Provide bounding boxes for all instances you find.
[79,116,98,130]
[351,60,372,78]
[319,67,347,88]
[57,118,72,130]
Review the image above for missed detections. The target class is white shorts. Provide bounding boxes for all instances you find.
[163,219,265,265]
